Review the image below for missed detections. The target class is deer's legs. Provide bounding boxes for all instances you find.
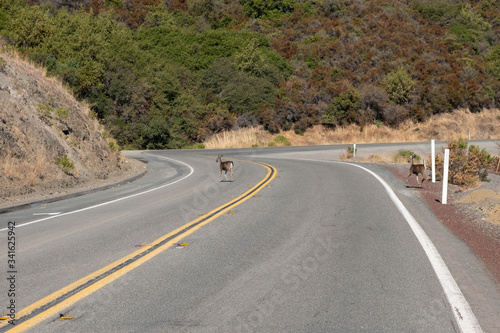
[406,173,422,186]
[405,173,412,184]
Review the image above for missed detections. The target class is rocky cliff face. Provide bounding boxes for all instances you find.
[0,45,130,202]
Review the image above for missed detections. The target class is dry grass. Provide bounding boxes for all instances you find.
[204,109,500,148]
[1,150,53,188]
[204,127,275,149]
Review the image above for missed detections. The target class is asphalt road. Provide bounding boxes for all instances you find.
[0,143,499,332]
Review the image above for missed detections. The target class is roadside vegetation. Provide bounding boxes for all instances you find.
[389,138,497,189]
[372,139,495,190]
[435,138,496,188]
[0,0,499,150]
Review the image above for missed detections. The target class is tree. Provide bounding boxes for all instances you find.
[486,45,500,80]
[233,37,284,84]
[385,66,415,105]
[137,111,171,149]
[322,88,361,126]
[6,5,54,49]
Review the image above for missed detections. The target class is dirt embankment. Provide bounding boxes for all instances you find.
[0,46,144,209]
[457,189,500,225]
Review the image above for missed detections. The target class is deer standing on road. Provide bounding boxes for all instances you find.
[216,155,234,182]
[406,154,428,187]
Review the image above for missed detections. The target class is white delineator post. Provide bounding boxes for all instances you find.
[431,140,436,183]
[442,149,449,204]
[353,143,356,157]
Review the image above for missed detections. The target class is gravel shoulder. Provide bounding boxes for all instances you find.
[382,163,500,285]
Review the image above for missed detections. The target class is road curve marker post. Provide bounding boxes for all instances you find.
[442,149,450,204]
[431,140,436,183]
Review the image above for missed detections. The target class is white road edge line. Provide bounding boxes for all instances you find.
[0,155,194,232]
[298,158,483,333]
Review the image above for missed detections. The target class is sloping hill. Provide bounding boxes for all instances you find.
[2,1,498,149]
[0,45,143,208]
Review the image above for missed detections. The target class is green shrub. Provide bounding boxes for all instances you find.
[331,66,343,81]
[305,56,318,69]
[0,56,6,72]
[55,107,69,120]
[240,0,298,18]
[295,129,304,136]
[485,45,500,80]
[347,146,357,158]
[413,2,447,21]
[108,141,121,152]
[37,103,53,119]
[385,66,415,105]
[340,146,358,160]
[322,88,362,127]
[55,155,74,174]
[0,10,7,32]
[393,150,420,163]
[274,135,291,146]
[104,0,124,8]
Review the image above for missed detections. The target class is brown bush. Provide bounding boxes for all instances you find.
[434,138,495,188]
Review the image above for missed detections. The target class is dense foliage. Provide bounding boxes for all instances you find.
[1,0,499,149]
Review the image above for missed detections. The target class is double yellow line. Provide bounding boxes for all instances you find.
[2,160,276,332]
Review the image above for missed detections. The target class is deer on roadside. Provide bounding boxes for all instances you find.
[406,154,428,187]
[216,155,234,182]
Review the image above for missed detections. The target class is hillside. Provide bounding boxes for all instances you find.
[0,44,143,208]
[0,0,498,149]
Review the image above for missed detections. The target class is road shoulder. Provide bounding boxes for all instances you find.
[377,162,500,333]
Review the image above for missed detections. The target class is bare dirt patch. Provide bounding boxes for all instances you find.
[457,189,500,225]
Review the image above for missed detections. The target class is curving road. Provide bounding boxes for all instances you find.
[0,144,499,332]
